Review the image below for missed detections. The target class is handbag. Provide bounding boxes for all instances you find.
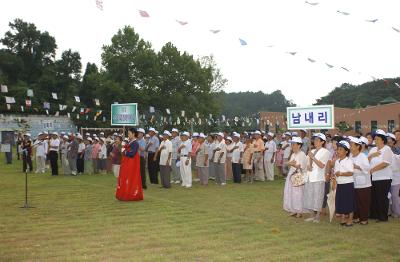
[290,168,305,187]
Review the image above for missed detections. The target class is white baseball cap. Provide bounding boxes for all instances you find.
[300,129,308,134]
[226,136,233,141]
[291,131,298,137]
[163,130,171,136]
[375,129,386,136]
[100,132,105,135]
[76,134,83,140]
[192,132,199,137]
[254,130,261,135]
[217,132,224,137]
[313,133,326,141]
[52,132,58,136]
[85,132,90,136]
[63,135,69,139]
[137,128,145,134]
[87,137,93,142]
[199,133,206,138]
[233,133,240,138]
[348,136,362,145]
[181,131,190,137]
[359,136,368,145]
[171,128,179,133]
[338,140,350,150]
[387,133,396,140]
[148,127,156,132]
[267,132,274,137]
[289,136,303,144]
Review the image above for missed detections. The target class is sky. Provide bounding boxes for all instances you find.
[1,0,400,106]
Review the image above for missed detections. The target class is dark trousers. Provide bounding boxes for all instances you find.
[77,154,84,173]
[160,165,171,188]
[140,156,147,189]
[355,187,371,222]
[49,151,58,176]
[370,180,391,221]
[22,154,32,172]
[147,152,158,184]
[5,152,12,164]
[232,163,242,183]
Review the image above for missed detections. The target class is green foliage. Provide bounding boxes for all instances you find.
[221,90,295,117]
[315,78,400,108]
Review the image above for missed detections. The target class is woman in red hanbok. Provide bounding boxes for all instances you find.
[116,128,143,201]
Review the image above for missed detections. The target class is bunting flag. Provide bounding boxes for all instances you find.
[95,110,102,117]
[55,111,59,116]
[74,96,80,103]
[336,10,350,16]
[209,29,220,34]
[52,92,58,100]
[43,102,50,109]
[181,110,185,117]
[1,84,8,93]
[139,10,150,18]
[95,0,103,11]
[325,63,334,68]
[149,106,155,113]
[196,112,199,118]
[5,96,15,104]
[80,108,85,115]
[72,106,76,112]
[85,108,91,114]
[365,19,378,23]
[67,113,71,118]
[176,20,188,26]
[27,89,34,97]
[45,109,49,115]
[307,58,316,63]
[287,52,297,56]
[177,117,180,125]
[395,82,400,88]
[239,38,247,46]
[6,104,11,110]
[25,99,31,107]
[341,67,350,72]
[77,114,80,119]
[305,1,319,6]
[21,106,24,112]
[166,108,170,114]
[393,27,400,33]
[94,98,100,106]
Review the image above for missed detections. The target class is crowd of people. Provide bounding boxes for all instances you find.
[15,127,400,224]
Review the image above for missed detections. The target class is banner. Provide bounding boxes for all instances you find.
[111,103,139,126]
[287,105,334,130]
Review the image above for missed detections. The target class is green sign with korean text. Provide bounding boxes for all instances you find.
[111,103,139,126]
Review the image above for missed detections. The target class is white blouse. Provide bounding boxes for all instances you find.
[391,154,400,186]
[288,151,307,177]
[334,157,354,184]
[307,147,331,183]
[351,153,371,189]
[369,145,393,181]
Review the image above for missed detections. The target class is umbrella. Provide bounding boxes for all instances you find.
[327,183,336,222]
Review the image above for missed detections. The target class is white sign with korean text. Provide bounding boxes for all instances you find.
[287,105,334,130]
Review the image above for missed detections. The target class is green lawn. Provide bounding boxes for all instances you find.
[1,154,399,261]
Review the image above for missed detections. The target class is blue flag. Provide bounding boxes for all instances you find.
[239,38,247,46]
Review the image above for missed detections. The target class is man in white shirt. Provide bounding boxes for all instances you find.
[178,132,192,188]
[213,132,227,186]
[264,132,277,181]
[170,128,181,184]
[33,133,47,173]
[231,133,244,183]
[49,132,60,176]
[154,131,173,189]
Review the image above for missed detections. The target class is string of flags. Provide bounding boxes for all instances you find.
[92,0,399,81]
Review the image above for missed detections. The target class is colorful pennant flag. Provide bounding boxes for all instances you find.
[176,20,188,26]
[52,93,58,100]
[139,10,150,18]
[209,29,220,34]
[95,0,103,11]
[239,38,247,46]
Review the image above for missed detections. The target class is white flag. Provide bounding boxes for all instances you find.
[1,84,8,93]
[74,96,80,103]
[6,104,11,110]
[149,106,155,113]
[5,96,15,104]
[166,108,170,115]
[52,93,58,100]
[94,98,100,106]
[21,106,24,112]
[72,106,76,112]
[181,110,185,117]
[27,89,34,97]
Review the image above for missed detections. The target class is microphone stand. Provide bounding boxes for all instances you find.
[20,149,34,209]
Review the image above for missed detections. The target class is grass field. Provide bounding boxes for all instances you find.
[1,154,400,261]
